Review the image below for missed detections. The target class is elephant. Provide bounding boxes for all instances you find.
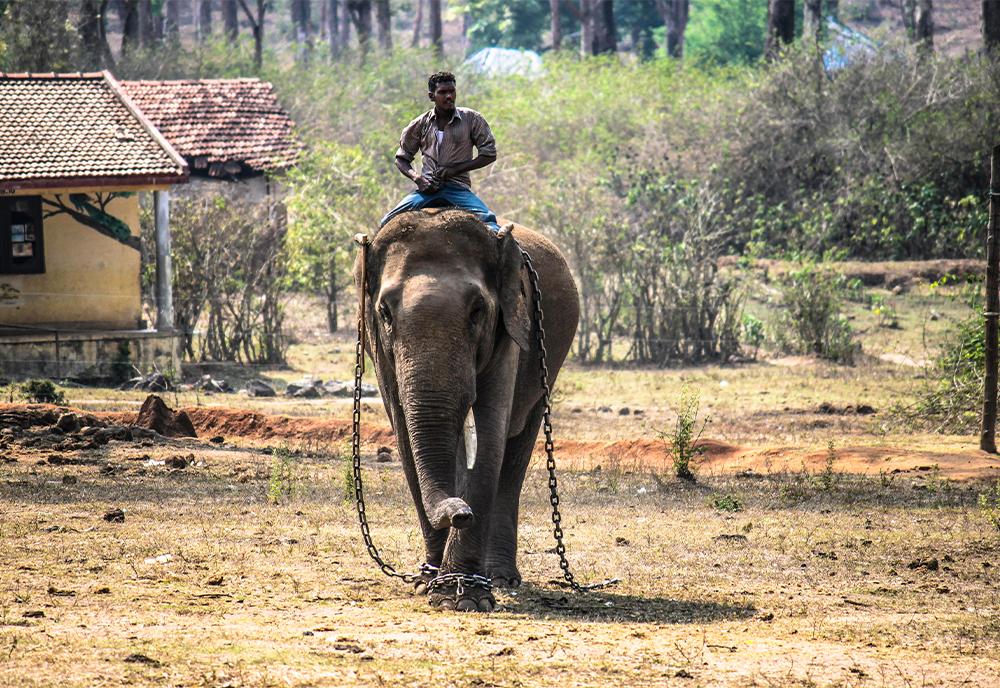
[353,208,579,612]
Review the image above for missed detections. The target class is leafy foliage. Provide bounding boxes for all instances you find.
[660,386,708,482]
[686,0,767,65]
[20,379,66,405]
[774,263,858,364]
[283,142,389,332]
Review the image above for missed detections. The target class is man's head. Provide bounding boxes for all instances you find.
[427,71,456,113]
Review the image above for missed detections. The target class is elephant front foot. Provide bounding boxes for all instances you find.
[412,563,440,595]
[486,564,522,589]
[427,573,495,612]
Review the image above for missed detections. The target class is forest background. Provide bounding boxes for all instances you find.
[0,0,997,384]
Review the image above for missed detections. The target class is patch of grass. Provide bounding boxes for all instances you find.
[711,493,743,512]
[267,447,298,505]
[977,480,1000,533]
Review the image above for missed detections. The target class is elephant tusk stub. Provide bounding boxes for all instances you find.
[464,409,477,470]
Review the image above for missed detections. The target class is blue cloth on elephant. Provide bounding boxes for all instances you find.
[379,183,500,232]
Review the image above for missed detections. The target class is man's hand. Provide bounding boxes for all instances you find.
[414,174,439,193]
[431,166,454,185]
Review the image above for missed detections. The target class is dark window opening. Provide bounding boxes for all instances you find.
[0,196,44,274]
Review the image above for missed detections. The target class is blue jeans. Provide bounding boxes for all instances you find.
[380,183,500,232]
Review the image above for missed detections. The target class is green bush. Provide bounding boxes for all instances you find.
[774,263,859,364]
[659,386,709,482]
[20,379,66,405]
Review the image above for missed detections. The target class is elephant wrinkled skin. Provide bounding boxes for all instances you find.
[353,209,579,611]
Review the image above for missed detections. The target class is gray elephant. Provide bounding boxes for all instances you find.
[353,208,579,612]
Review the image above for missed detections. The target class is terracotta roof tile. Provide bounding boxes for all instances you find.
[0,71,188,189]
[120,78,300,175]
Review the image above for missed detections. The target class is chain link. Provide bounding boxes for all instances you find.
[518,242,620,593]
[348,233,616,596]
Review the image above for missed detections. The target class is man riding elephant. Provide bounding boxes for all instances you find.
[380,71,501,232]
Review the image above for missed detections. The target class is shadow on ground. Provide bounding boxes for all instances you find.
[497,582,756,624]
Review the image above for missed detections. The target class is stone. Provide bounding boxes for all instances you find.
[55,412,81,433]
[293,385,321,399]
[134,395,197,438]
[246,380,276,397]
[323,380,354,397]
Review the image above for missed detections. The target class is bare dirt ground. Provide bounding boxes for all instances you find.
[1,394,999,687]
[3,275,1000,686]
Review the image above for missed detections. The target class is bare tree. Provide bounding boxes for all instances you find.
[340,0,352,48]
[328,0,341,56]
[915,0,933,50]
[657,0,689,58]
[901,0,916,38]
[551,0,561,49]
[164,0,180,43]
[223,0,239,40]
[237,0,268,70]
[375,0,392,51]
[198,0,213,41]
[766,0,795,60]
[347,1,373,59]
[985,0,1000,53]
[803,0,823,42]
[120,0,141,56]
[429,0,443,57]
[78,0,115,68]
[291,0,313,60]
[411,0,424,47]
[579,0,615,55]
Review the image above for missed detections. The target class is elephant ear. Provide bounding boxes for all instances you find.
[498,229,531,352]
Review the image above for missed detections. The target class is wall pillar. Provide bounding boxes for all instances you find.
[153,190,175,332]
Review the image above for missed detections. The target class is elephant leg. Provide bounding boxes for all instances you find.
[485,399,545,589]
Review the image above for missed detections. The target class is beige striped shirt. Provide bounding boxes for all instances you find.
[395,107,497,190]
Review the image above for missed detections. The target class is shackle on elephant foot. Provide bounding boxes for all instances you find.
[429,497,475,530]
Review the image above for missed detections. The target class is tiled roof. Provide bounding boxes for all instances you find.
[0,71,188,191]
[120,78,300,176]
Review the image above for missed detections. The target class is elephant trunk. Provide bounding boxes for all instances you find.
[400,382,474,530]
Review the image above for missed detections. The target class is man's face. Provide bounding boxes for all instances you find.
[429,81,456,113]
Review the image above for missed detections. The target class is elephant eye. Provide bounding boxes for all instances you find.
[378,302,393,329]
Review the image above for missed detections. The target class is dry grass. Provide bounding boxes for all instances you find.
[2,443,999,687]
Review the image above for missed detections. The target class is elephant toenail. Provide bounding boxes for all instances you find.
[456,599,478,612]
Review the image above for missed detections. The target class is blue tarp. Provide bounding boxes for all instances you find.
[823,17,878,71]
[462,47,544,78]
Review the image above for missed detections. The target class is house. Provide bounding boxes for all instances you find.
[120,78,299,203]
[0,71,188,381]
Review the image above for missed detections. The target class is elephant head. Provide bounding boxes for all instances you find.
[355,210,530,535]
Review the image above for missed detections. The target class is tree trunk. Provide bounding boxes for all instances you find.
[985,0,1000,53]
[78,0,108,68]
[292,0,313,60]
[121,0,140,55]
[657,0,689,58]
[579,0,592,56]
[803,0,823,42]
[376,0,392,51]
[412,0,423,47]
[915,0,933,50]
[138,0,156,46]
[223,0,239,39]
[164,0,179,42]
[766,0,795,60]
[551,0,561,49]
[328,0,341,56]
[826,0,839,19]
[198,0,213,41]
[901,0,917,38]
[428,0,443,57]
[348,1,373,59]
[238,0,267,71]
[340,0,352,48]
[594,0,616,54]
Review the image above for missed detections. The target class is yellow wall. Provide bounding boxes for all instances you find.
[0,187,154,330]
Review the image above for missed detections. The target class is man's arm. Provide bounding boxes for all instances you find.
[395,116,434,192]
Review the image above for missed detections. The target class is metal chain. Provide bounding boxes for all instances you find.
[518,243,620,593]
[348,233,615,596]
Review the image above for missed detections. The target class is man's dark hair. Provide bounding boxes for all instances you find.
[428,71,456,93]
